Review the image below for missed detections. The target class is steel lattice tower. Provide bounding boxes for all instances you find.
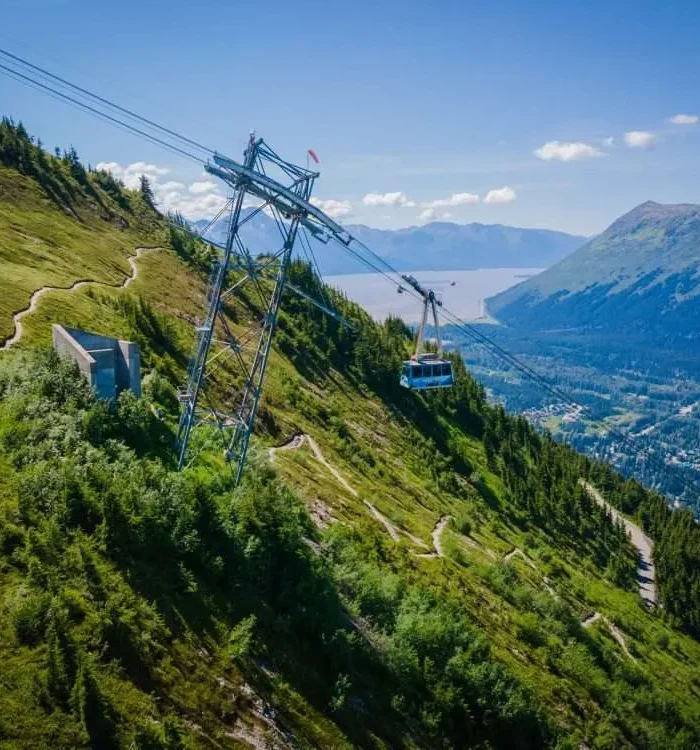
[176,135,350,484]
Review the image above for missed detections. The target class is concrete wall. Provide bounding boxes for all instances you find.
[117,339,141,397]
[52,324,96,384]
[52,324,141,400]
[91,348,117,400]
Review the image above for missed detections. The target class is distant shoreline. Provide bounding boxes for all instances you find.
[324,266,545,278]
[325,267,543,322]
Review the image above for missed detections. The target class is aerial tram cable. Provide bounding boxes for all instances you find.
[0,47,214,158]
[0,61,204,165]
[191,198,235,240]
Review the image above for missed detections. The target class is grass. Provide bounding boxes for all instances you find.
[2,165,700,746]
[0,166,165,342]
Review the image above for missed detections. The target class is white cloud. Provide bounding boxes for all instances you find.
[189,180,218,194]
[534,140,604,161]
[423,192,480,208]
[484,186,517,204]
[310,197,352,219]
[96,161,170,190]
[419,208,435,221]
[159,181,185,192]
[96,161,138,189]
[362,191,413,207]
[96,160,227,218]
[156,186,228,218]
[669,113,698,125]
[602,136,615,147]
[124,161,169,176]
[623,130,656,148]
[442,212,453,219]
[96,161,121,173]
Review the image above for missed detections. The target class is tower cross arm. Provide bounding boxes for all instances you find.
[209,153,352,245]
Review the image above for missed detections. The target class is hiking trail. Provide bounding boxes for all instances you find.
[1,246,161,352]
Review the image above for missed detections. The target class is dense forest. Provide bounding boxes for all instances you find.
[457,322,700,514]
[2,118,700,747]
[455,326,700,636]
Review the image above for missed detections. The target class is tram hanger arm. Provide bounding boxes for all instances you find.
[431,296,443,357]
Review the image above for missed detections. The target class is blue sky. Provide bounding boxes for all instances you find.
[1,0,699,235]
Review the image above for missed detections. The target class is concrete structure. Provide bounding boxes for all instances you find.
[52,325,141,400]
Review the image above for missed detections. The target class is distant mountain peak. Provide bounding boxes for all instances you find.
[604,200,700,237]
[488,198,700,333]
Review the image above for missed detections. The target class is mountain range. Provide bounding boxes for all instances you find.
[487,200,700,342]
[193,213,585,275]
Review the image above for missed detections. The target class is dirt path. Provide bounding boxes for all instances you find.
[269,433,359,498]
[582,612,602,628]
[364,501,400,541]
[504,547,537,569]
[416,515,453,559]
[580,480,657,606]
[305,435,359,498]
[431,515,453,557]
[270,433,435,550]
[0,246,160,352]
[268,434,305,461]
[504,547,557,596]
[583,611,634,659]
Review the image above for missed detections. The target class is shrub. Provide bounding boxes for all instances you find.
[453,512,472,537]
[71,656,117,748]
[12,589,49,646]
[228,614,257,662]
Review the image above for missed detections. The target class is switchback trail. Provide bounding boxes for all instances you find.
[0,246,161,352]
[504,547,537,569]
[269,433,358,497]
[270,435,505,565]
[580,480,657,606]
[269,433,433,550]
[416,515,455,558]
[583,611,634,659]
[431,515,453,557]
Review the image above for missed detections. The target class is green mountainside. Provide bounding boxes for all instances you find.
[2,120,700,749]
[487,201,700,342]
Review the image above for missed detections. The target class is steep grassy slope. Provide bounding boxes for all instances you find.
[4,247,700,748]
[2,124,700,748]
[0,165,166,344]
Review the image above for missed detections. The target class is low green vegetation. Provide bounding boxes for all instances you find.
[1,121,700,748]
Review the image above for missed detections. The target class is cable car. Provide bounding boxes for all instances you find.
[399,275,454,390]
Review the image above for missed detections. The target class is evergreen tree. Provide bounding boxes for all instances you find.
[71,656,116,748]
[140,174,156,210]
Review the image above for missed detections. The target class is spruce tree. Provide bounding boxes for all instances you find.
[140,174,156,210]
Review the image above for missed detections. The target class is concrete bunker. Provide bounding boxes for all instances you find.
[52,324,141,400]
